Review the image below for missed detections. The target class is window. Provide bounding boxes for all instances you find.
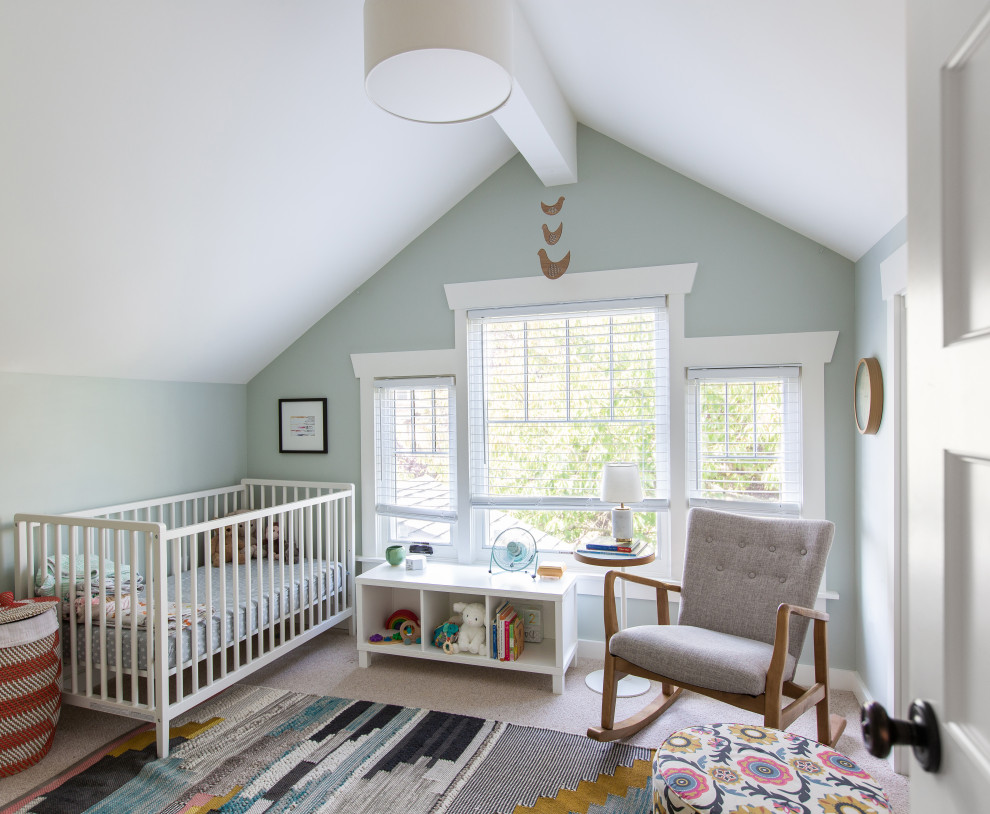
[374,377,457,548]
[467,300,669,550]
[686,366,802,515]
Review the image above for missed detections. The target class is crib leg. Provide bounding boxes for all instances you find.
[157,716,170,759]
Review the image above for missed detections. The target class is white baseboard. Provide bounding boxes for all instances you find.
[792,664,872,706]
[577,638,606,662]
[578,638,872,706]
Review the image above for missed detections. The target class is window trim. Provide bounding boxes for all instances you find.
[686,364,803,515]
[670,330,838,579]
[449,266,694,566]
[374,375,458,549]
[466,299,671,555]
[353,349,459,559]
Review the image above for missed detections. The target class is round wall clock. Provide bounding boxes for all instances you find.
[854,357,884,434]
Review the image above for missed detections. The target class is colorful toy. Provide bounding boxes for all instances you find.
[399,620,421,645]
[369,609,421,645]
[367,630,403,645]
[385,609,419,631]
[432,620,460,654]
[450,601,486,654]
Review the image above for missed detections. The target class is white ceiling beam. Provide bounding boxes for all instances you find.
[493,5,577,186]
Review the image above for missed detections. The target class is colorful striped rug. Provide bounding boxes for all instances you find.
[2,685,653,814]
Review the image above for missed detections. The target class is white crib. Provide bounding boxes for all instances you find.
[14,478,354,758]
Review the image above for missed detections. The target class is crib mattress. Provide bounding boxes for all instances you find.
[66,561,345,673]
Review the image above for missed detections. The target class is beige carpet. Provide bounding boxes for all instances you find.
[0,629,909,813]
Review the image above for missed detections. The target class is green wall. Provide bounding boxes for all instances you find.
[246,126,858,668]
[0,373,246,594]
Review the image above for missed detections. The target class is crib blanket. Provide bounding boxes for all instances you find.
[35,555,144,598]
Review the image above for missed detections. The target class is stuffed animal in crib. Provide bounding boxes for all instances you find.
[210,511,257,566]
[450,601,486,654]
[258,519,299,562]
[210,511,300,566]
[257,518,280,558]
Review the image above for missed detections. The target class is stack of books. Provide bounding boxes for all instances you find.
[491,600,525,661]
[575,539,649,557]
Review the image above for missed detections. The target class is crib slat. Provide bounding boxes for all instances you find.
[279,510,286,644]
[153,528,169,737]
[232,521,240,673]
[130,532,139,705]
[244,519,253,665]
[289,510,297,640]
[83,528,94,699]
[145,536,154,707]
[69,527,79,695]
[190,532,199,695]
[307,504,314,631]
[205,525,214,688]
[114,529,123,705]
[97,531,107,704]
[51,526,64,689]
[255,518,264,657]
[316,502,324,627]
[172,537,183,704]
[266,522,275,652]
[333,495,339,616]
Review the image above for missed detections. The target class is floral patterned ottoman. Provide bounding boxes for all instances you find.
[652,723,890,814]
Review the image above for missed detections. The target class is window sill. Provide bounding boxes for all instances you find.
[356,555,839,605]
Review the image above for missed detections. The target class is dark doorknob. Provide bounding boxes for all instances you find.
[861,699,941,773]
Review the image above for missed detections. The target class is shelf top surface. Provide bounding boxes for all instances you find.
[358,561,576,597]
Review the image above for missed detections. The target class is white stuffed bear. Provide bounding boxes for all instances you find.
[451,601,486,654]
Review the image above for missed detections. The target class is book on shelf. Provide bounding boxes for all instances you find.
[510,615,524,661]
[490,601,525,661]
[491,600,510,658]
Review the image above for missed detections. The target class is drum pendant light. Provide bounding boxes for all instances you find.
[364,0,513,124]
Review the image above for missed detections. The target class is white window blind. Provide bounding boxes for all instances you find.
[686,366,802,515]
[468,300,669,511]
[374,377,457,544]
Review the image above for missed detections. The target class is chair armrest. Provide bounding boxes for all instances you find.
[603,571,681,640]
[778,603,829,623]
[767,603,830,695]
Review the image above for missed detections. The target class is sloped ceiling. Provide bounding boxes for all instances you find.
[0,1,905,384]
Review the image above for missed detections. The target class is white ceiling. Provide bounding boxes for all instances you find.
[0,1,905,384]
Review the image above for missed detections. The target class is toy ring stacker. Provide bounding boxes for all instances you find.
[400,620,420,644]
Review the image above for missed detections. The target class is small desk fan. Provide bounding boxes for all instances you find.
[490,528,539,580]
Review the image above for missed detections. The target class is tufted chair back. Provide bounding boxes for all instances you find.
[677,508,834,660]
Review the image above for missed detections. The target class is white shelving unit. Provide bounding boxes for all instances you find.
[356,562,578,693]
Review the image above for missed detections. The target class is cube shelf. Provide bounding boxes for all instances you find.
[356,562,578,693]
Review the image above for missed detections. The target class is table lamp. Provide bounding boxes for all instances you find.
[601,463,643,541]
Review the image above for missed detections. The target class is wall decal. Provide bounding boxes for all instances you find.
[541,196,565,216]
[538,249,571,279]
[542,223,563,245]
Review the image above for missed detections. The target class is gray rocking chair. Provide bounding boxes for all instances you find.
[588,507,846,747]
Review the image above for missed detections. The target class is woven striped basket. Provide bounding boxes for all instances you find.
[0,601,62,777]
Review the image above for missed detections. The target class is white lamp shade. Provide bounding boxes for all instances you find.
[601,463,644,504]
[364,0,513,123]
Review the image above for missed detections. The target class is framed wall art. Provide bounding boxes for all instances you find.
[278,397,328,453]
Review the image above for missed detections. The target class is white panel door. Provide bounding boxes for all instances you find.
[907,0,990,810]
